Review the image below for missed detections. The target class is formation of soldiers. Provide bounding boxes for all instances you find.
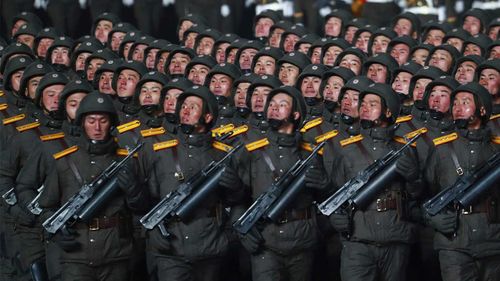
[0,3,499,281]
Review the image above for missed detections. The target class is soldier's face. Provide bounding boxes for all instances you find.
[428,85,452,113]
[341,89,360,118]
[255,18,274,38]
[446,38,463,53]
[413,78,432,101]
[325,17,342,38]
[209,74,232,97]
[139,81,162,105]
[411,48,429,66]
[371,35,391,55]
[42,84,64,111]
[16,34,35,49]
[51,47,70,66]
[226,48,238,64]
[323,45,343,66]
[239,48,258,70]
[455,61,477,84]
[360,94,383,121]
[424,29,445,46]
[83,113,111,141]
[178,20,194,42]
[345,26,358,44]
[489,26,500,41]
[99,72,115,95]
[297,43,311,55]
[278,63,300,86]
[37,38,54,58]
[355,31,371,53]
[429,50,453,73]
[390,43,410,65]
[452,92,477,121]
[86,58,105,81]
[394,18,412,37]
[463,16,482,36]
[132,44,147,62]
[95,20,113,43]
[323,76,344,102]
[463,43,482,56]
[123,42,133,59]
[267,93,296,122]
[184,33,198,49]
[156,52,170,73]
[234,82,250,109]
[283,34,300,53]
[367,63,388,83]
[254,55,276,76]
[196,37,215,56]
[117,69,140,97]
[180,96,212,128]
[10,70,24,92]
[479,68,499,96]
[169,53,191,75]
[146,49,159,69]
[392,72,412,96]
[251,86,271,112]
[300,76,321,98]
[76,52,91,71]
[11,20,27,37]
[489,46,500,59]
[27,76,42,99]
[187,64,210,85]
[163,88,182,113]
[65,92,87,121]
[310,47,322,64]
[111,32,126,52]
[339,54,362,75]
[215,43,230,64]
[269,28,285,48]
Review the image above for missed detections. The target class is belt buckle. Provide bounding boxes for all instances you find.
[89,218,100,231]
[174,172,184,181]
[456,167,464,176]
[376,198,387,212]
[462,205,473,215]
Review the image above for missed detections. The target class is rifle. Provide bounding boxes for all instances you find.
[140,143,242,237]
[233,141,326,235]
[1,187,17,206]
[27,185,45,215]
[423,152,500,216]
[317,133,420,216]
[42,142,143,234]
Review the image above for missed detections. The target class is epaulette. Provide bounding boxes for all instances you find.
[40,132,65,142]
[315,130,338,143]
[213,141,233,152]
[0,103,7,111]
[211,123,234,138]
[491,135,500,145]
[245,138,269,152]
[3,113,25,125]
[300,142,324,156]
[404,127,428,139]
[116,148,139,157]
[433,132,458,146]
[16,121,40,132]
[396,115,413,124]
[340,134,363,147]
[393,136,417,147]
[116,120,141,134]
[53,145,78,160]
[141,127,165,138]
[490,113,500,121]
[300,117,323,133]
[0,90,4,97]
[153,139,179,151]
[227,125,249,139]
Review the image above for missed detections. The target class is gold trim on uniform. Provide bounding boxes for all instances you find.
[211,124,235,137]
[116,120,141,134]
[116,148,139,157]
[433,132,458,146]
[315,130,338,143]
[245,138,270,152]
[140,127,165,137]
[228,125,249,138]
[490,113,500,121]
[3,113,25,125]
[40,132,65,141]
[340,134,364,147]
[153,139,179,151]
[0,103,8,111]
[404,127,428,140]
[491,136,500,145]
[53,145,78,160]
[212,141,233,152]
[396,115,413,124]
[301,142,324,155]
[300,117,323,133]
[16,121,40,132]
[393,136,417,147]
[0,90,4,97]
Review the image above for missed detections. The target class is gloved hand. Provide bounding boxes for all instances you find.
[329,212,351,234]
[117,162,138,194]
[53,228,81,252]
[239,227,263,254]
[122,0,134,7]
[426,210,457,235]
[8,205,36,226]
[162,0,175,6]
[219,166,242,189]
[305,165,329,190]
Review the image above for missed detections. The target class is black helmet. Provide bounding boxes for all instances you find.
[0,42,35,74]
[34,72,69,108]
[392,12,421,38]
[425,44,461,74]
[91,12,120,35]
[184,55,217,77]
[451,82,492,124]
[251,46,284,74]
[359,83,401,124]
[107,22,137,50]
[33,27,60,57]
[118,31,141,58]
[111,60,148,92]
[127,34,155,60]
[463,34,493,57]
[234,40,265,70]
[204,63,242,87]
[133,71,169,105]
[391,61,422,83]
[160,77,194,106]
[3,55,33,91]
[422,75,460,111]
[265,85,307,129]
[367,27,397,56]
[320,66,356,98]
[338,76,374,103]
[362,53,399,83]
[295,34,321,51]
[246,74,282,108]
[295,64,329,90]
[13,23,40,39]
[75,91,119,126]
[164,46,195,76]
[175,85,219,129]
[18,60,54,98]
[461,8,489,35]
[408,65,445,100]
[11,12,43,33]
[58,79,93,116]
[92,58,122,89]
[453,55,484,82]
[277,51,311,72]
[324,9,353,37]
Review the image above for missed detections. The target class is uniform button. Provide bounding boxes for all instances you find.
[89,262,93,265]
[279,169,283,173]
[279,155,283,159]
[185,236,189,239]
[188,155,192,158]
[189,145,193,148]
[278,146,282,150]
[373,147,376,151]
[90,160,96,165]
[90,239,95,243]
[279,230,284,234]
[471,150,474,154]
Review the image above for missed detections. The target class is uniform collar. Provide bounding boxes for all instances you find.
[458,127,491,142]
[32,110,63,129]
[62,120,82,137]
[180,131,212,147]
[268,130,299,147]
[411,106,428,121]
[219,104,235,118]
[81,136,117,155]
[6,90,27,108]
[305,103,324,118]
[361,125,395,141]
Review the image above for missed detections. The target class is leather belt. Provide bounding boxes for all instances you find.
[75,215,126,231]
[461,200,495,215]
[277,208,312,224]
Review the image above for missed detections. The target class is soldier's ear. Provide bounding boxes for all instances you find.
[385,108,392,119]
[479,106,486,117]
[292,111,300,121]
[204,113,213,124]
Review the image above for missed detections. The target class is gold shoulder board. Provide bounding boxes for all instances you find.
[153,139,179,151]
[213,141,233,152]
[3,113,25,125]
[0,90,4,97]
[53,145,78,160]
[245,138,270,152]
[340,134,364,147]
[433,132,458,146]
[393,136,417,147]
[404,127,428,139]
[16,121,40,132]
[301,142,324,156]
[116,120,141,134]
[491,136,500,145]
[396,115,413,124]
[300,117,323,133]
[490,113,500,121]
[40,132,65,141]
[315,130,338,143]
[0,103,7,111]
[229,125,249,138]
[141,127,165,138]
[116,148,138,157]
[211,123,235,137]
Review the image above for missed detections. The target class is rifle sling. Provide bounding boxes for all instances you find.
[242,134,279,179]
[355,141,374,164]
[447,141,464,176]
[171,145,184,181]
[407,121,432,147]
[314,124,335,157]
[57,137,84,186]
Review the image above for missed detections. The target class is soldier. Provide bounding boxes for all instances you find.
[422,22,452,47]
[230,73,260,125]
[462,34,493,57]
[234,40,265,74]
[388,36,418,66]
[444,28,471,53]
[107,22,137,54]
[280,24,308,54]
[0,42,35,76]
[128,35,155,62]
[453,55,484,85]
[93,59,121,96]
[294,34,320,56]
[212,33,240,64]
[320,66,356,128]
[144,39,170,71]
[194,28,222,56]
[165,46,195,79]
[45,36,75,75]
[253,10,282,42]
[391,61,423,111]
[321,38,350,67]
[476,58,500,135]
[161,77,194,135]
[91,12,120,45]
[328,83,420,281]
[277,51,311,86]
[251,46,284,76]
[84,49,119,83]
[140,85,244,281]
[323,9,352,39]
[425,44,461,75]
[185,55,217,86]
[13,23,40,50]
[392,12,421,40]
[267,20,294,49]
[367,27,397,56]
[334,46,368,76]
[362,53,399,84]
[111,60,147,122]
[425,82,499,281]
[71,39,102,80]
[34,27,59,60]
[133,71,169,126]
[353,25,378,55]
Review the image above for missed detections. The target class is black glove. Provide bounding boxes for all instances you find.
[329,212,351,234]
[239,227,264,254]
[219,166,242,189]
[117,162,138,194]
[426,210,457,235]
[8,205,35,226]
[53,228,81,252]
[304,165,329,190]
